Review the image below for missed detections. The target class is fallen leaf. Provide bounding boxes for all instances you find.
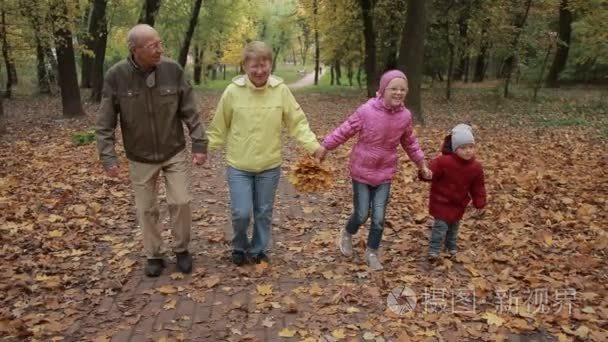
[157,285,178,295]
[256,284,273,296]
[262,317,275,328]
[170,273,184,280]
[482,312,505,327]
[278,327,296,338]
[163,299,177,310]
[331,328,346,340]
[203,275,220,288]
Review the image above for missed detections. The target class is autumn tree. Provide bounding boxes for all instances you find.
[51,0,84,117]
[545,0,572,87]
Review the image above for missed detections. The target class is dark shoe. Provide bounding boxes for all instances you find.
[232,251,246,266]
[176,251,193,273]
[252,252,270,264]
[145,258,165,277]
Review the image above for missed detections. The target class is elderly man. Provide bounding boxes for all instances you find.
[96,24,208,277]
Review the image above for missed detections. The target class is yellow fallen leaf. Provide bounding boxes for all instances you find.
[257,284,273,296]
[573,325,589,339]
[417,330,436,337]
[203,275,220,288]
[557,333,572,342]
[170,273,184,280]
[363,332,376,340]
[157,285,177,295]
[49,229,64,238]
[72,204,87,216]
[48,214,64,223]
[346,306,360,313]
[332,329,346,340]
[278,327,296,338]
[482,312,505,327]
[581,306,596,314]
[309,282,323,296]
[163,299,177,310]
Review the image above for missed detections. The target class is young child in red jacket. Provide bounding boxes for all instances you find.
[421,124,487,261]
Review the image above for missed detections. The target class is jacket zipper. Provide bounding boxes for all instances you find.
[145,84,159,161]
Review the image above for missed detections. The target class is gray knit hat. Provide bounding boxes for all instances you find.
[451,124,475,151]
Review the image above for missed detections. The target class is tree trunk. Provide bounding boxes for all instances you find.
[545,0,572,87]
[452,5,470,81]
[473,22,489,82]
[357,64,362,88]
[398,0,428,124]
[330,65,335,85]
[1,10,17,98]
[193,45,203,84]
[446,44,455,100]
[52,1,85,117]
[223,64,226,80]
[291,47,297,65]
[211,65,217,80]
[138,0,162,27]
[384,35,399,71]
[335,60,342,86]
[271,47,280,73]
[463,56,470,83]
[80,3,94,88]
[0,62,4,135]
[504,0,533,98]
[36,38,51,94]
[45,46,59,86]
[347,63,354,86]
[178,0,203,67]
[89,0,108,103]
[359,0,377,97]
[313,0,320,85]
[533,41,552,101]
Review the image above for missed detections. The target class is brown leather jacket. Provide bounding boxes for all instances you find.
[96,56,208,168]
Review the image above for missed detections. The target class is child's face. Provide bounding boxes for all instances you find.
[455,144,476,160]
[383,78,408,108]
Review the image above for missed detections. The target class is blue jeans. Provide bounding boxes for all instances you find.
[429,219,460,254]
[345,180,391,250]
[227,166,280,255]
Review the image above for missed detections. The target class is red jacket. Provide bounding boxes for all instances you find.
[423,136,487,224]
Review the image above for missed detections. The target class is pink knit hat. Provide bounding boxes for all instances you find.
[376,69,408,97]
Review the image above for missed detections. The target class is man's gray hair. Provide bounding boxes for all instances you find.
[127,24,156,50]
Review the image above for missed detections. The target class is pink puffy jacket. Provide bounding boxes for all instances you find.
[322,97,425,186]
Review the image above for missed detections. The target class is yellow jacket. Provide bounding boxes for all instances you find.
[207,75,320,172]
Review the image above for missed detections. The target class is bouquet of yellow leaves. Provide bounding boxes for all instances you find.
[287,156,334,192]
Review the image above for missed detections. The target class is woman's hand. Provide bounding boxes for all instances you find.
[313,146,327,161]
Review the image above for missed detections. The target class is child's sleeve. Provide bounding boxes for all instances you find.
[400,121,425,167]
[321,109,363,150]
[471,167,487,209]
[282,86,321,153]
[206,88,232,151]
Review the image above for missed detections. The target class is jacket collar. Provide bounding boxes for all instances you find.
[232,75,283,89]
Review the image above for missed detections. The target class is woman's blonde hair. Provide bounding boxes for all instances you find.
[242,41,273,63]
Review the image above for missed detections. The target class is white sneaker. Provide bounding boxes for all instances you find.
[365,248,383,271]
[338,228,353,257]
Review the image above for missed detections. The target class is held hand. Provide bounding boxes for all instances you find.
[313,146,327,161]
[420,165,433,180]
[105,165,120,178]
[192,153,207,165]
[471,208,486,219]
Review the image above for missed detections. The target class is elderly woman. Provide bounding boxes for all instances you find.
[207,41,324,266]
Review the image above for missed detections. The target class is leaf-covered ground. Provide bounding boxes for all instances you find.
[0,89,606,341]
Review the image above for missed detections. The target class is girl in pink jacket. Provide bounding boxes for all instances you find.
[318,70,431,271]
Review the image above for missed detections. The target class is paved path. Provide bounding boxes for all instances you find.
[287,66,326,89]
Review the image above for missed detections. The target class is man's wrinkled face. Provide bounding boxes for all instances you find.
[132,32,163,69]
[244,57,271,87]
